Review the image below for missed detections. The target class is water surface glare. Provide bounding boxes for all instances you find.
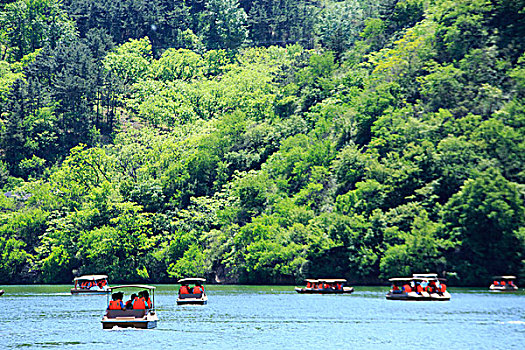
[1,285,524,349]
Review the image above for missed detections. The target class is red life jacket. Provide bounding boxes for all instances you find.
[393,285,400,291]
[501,281,506,286]
[493,281,499,285]
[180,285,190,294]
[440,284,447,293]
[416,285,423,293]
[109,300,122,310]
[193,286,203,294]
[145,298,152,309]
[403,284,412,293]
[306,282,312,288]
[133,297,146,309]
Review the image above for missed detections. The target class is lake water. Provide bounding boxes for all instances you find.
[1,285,524,349]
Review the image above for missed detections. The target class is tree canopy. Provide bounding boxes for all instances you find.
[0,0,524,285]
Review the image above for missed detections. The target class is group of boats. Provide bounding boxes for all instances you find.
[65,273,518,330]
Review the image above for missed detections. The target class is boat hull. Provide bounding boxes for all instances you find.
[101,309,158,329]
[489,285,518,292]
[386,291,451,301]
[177,294,208,305]
[295,287,354,294]
[102,319,157,329]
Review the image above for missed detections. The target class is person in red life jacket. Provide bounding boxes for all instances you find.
[403,284,412,293]
[125,293,137,309]
[427,281,436,293]
[108,292,124,310]
[336,283,342,290]
[440,283,447,294]
[416,283,423,294]
[306,282,312,289]
[133,291,146,309]
[392,284,400,292]
[509,280,515,287]
[192,283,204,295]
[179,283,190,295]
[142,290,152,309]
[493,280,499,286]
[501,281,506,286]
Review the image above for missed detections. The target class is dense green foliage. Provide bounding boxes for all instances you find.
[0,0,523,285]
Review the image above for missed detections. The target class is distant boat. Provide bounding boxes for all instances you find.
[489,276,518,292]
[71,275,110,294]
[177,278,208,305]
[101,284,158,329]
[386,273,451,301]
[295,279,354,294]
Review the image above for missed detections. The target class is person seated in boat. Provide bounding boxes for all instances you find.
[501,281,506,286]
[336,282,342,290]
[403,284,412,293]
[392,284,400,292]
[426,281,435,294]
[439,283,447,295]
[306,281,312,289]
[192,283,204,295]
[493,280,499,286]
[416,282,424,294]
[125,293,137,309]
[133,291,146,309]
[508,280,515,287]
[142,290,152,308]
[179,283,190,295]
[108,292,124,310]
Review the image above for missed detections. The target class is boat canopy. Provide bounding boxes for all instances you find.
[389,276,446,282]
[178,278,206,283]
[412,273,438,278]
[388,277,413,282]
[73,275,108,281]
[108,284,156,291]
[493,276,516,279]
[305,278,346,283]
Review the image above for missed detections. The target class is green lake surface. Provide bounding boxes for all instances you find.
[1,285,524,349]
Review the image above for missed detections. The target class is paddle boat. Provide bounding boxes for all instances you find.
[295,278,354,294]
[386,273,450,301]
[177,278,208,305]
[101,284,158,329]
[490,276,518,291]
[71,275,110,294]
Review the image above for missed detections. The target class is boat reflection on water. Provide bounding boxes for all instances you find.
[386,273,450,301]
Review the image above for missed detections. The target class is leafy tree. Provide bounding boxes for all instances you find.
[203,0,248,51]
[442,170,525,284]
[0,0,76,61]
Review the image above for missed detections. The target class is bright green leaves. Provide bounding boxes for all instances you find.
[0,236,29,283]
[442,170,524,283]
[103,37,152,87]
[152,48,204,82]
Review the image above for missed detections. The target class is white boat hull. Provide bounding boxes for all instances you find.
[101,309,158,329]
[386,291,451,301]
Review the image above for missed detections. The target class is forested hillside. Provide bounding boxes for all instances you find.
[0,0,523,285]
